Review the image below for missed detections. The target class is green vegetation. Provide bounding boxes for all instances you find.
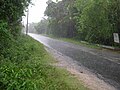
[0,0,88,89]
[0,35,88,90]
[43,34,100,49]
[59,38,101,49]
[1,0,120,89]
[35,0,120,47]
[0,0,31,36]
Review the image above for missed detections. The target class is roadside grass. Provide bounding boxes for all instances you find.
[41,34,120,54]
[43,34,101,49]
[0,35,88,90]
[60,38,101,49]
[59,38,120,53]
[44,34,120,54]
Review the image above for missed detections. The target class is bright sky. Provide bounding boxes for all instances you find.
[23,0,58,25]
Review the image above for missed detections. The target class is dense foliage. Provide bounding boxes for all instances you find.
[0,3,32,77]
[0,0,31,67]
[0,0,31,37]
[0,36,88,90]
[35,19,49,34]
[0,1,88,89]
[0,0,32,59]
[44,0,77,38]
[0,0,34,89]
[75,0,119,45]
[36,0,120,46]
[0,36,45,89]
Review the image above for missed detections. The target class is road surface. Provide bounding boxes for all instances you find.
[29,33,120,89]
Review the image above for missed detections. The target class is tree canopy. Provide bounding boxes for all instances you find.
[0,0,31,36]
[0,0,31,53]
[36,0,120,46]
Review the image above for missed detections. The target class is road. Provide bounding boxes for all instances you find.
[29,33,120,89]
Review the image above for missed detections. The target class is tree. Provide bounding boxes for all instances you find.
[35,19,49,34]
[0,0,32,53]
[75,0,119,45]
[0,0,31,36]
[107,0,120,33]
[41,0,120,46]
[44,0,77,38]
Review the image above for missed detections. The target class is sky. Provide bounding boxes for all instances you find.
[23,0,58,25]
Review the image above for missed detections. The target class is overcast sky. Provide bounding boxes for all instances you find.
[23,0,58,25]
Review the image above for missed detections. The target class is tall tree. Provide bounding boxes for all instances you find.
[0,0,31,36]
[44,0,77,37]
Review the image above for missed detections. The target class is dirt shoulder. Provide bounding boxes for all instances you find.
[46,47,117,90]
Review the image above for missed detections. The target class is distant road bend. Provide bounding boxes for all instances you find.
[29,33,120,89]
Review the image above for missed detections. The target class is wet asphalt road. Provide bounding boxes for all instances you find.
[29,33,120,89]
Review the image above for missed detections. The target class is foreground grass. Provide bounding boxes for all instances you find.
[0,35,88,90]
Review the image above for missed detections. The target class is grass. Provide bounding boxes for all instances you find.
[60,38,101,49]
[42,34,120,55]
[59,38,120,54]
[43,34,101,49]
[0,34,88,90]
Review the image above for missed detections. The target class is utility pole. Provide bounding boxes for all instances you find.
[26,9,29,35]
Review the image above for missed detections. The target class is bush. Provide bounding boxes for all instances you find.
[0,35,87,90]
[0,35,46,90]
